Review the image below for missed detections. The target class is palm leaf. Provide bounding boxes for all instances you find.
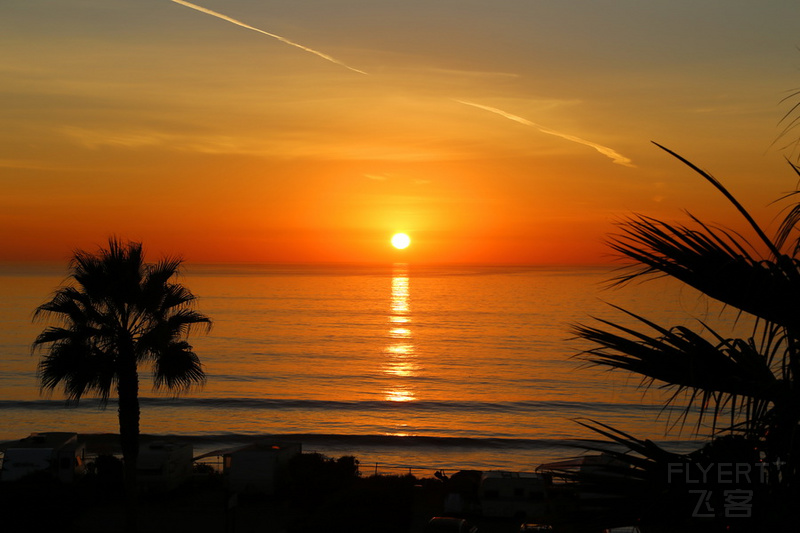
[574,305,779,433]
[771,160,800,255]
[607,214,800,331]
[152,341,206,393]
[652,142,779,258]
[774,88,800,158]
[37,336,116,404]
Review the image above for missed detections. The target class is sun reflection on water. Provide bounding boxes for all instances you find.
[383,264,417,402]
[391,275,409,314]
[390,327,411,338]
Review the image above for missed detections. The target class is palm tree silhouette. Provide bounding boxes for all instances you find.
[569,145,800,528]
[32,238,211,530]
[575,144,800,459]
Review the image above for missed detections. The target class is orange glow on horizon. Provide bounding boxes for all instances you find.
[1,3,795,266]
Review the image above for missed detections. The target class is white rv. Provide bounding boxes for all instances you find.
[479,471,548,520]
[137,441,193,492]
[222,441,301,495]
[0,432,86,483]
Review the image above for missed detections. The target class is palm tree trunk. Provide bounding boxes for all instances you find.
[118,351,140,533]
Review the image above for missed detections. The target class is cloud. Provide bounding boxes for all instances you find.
[0,159,65,171]
[422,67,520,80]
[170,0,368,75]
[456,100,635,167]
[62,126,264,155]
[169,2,633,170]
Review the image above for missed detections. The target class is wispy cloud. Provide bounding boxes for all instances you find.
[62,126,266,155]
[456,100,634,167]
[421,67,520,80]
[0,158,65,171]
[170,0,368,75]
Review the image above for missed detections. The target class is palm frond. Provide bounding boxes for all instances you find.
[772,161,800,255]
[139,258,185,313]
[607,214,800,330]
[147,256,183,285]
[33,326,84,348]
[37,337,116,404]
[573,418,682,464]
[166,308,212,335]
[136,309,211,363]
[33,286,96,325]
[152,341,206,394]
[774,88,800,158]
[159,284,199,312]
[652,142,780,258]
[574,305,779,433]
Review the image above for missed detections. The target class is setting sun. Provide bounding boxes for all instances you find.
[391,233,411,250]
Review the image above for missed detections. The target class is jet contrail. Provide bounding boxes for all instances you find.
[457,100,634,167]
[170,0,368,75]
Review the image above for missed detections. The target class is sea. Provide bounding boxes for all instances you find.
[0,263,736,475]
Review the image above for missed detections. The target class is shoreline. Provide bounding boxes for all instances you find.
[2,431,595,473]
[3,431,703,473]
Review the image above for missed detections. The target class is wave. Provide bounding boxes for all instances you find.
[66,431,610,452]
[184,432,591,449]
[66,432,702,464]
[0,397,664,414]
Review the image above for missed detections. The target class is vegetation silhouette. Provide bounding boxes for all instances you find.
[570,144,800,530]
[32,238,211,531]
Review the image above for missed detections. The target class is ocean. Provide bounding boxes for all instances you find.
[0,263,728,474]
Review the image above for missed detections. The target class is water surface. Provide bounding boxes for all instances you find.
[0,263,729,471]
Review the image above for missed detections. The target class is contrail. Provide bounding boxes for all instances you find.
[457,100,634,167]
[170,0,368,75]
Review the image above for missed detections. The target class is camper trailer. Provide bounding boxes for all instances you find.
[137,441,193,492]
[0,432,86,483]
[479,471,548,520]
[223,441,301,495]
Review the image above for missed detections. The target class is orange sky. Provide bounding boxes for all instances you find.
[1,1,799,264]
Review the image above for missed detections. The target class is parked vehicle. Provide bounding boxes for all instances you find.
[0,432,86,483]
[222,441,301,495]
[520,524,553,532]
[425,517,478,533]
[479,471,547,520]
[137,441,193,492]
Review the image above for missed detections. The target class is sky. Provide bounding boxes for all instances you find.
[1,0,799,265]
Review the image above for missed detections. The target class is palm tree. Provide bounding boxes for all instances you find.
[576,144,800,450]
[32,238,211,529]
[569,144,800,528]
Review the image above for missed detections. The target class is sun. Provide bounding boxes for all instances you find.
[391,233,411,250]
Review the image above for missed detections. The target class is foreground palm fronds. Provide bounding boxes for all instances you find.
[571,145,800,530]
